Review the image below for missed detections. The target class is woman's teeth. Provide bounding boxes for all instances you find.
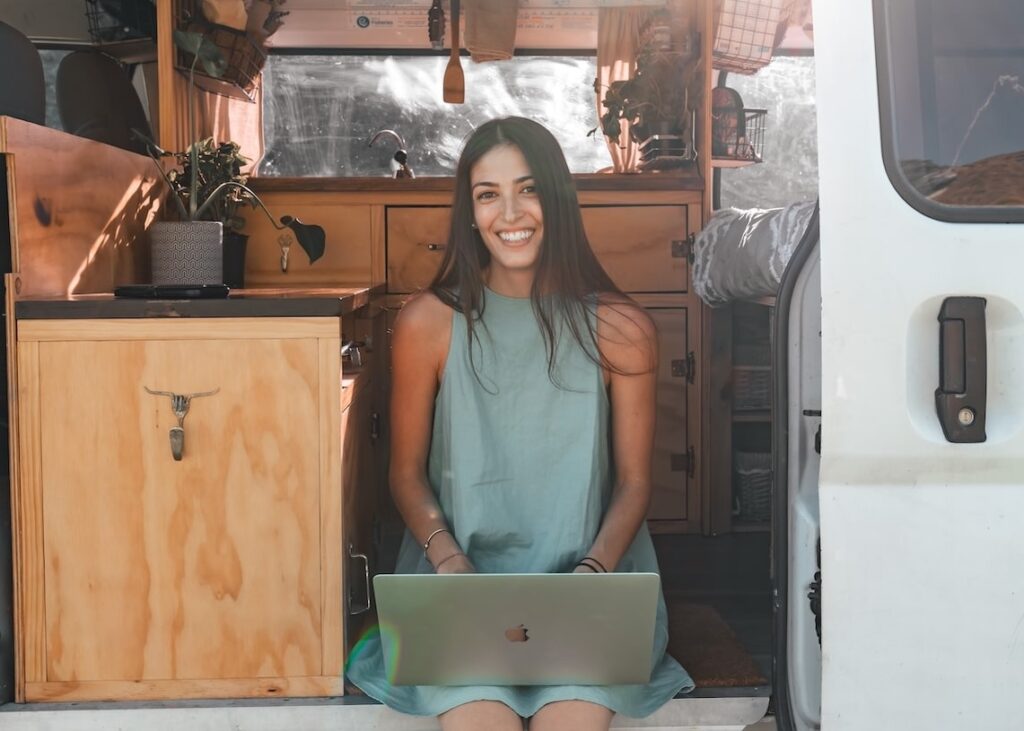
[499,230,533,243]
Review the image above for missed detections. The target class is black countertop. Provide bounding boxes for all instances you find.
[15,285,382,320]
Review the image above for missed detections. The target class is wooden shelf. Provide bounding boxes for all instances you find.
[95,38,157,63]
[733,410,771,423]
[711,157,762,169]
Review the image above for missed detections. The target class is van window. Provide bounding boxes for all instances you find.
[260,54,612,176]
[875,0,1024,221]
[719,56,818,210]
[39,49,72,132]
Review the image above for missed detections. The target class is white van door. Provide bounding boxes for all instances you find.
[810,1,1024,729]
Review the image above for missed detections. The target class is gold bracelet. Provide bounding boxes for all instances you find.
[423,527,450,554]
[434,551,465,571]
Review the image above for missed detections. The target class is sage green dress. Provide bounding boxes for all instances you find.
[346,287,693,717]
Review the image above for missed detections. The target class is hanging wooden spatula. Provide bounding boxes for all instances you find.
[442,0,464,104]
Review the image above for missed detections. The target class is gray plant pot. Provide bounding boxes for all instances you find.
[150,221,223,285]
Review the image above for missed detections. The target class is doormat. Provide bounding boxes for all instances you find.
[666,602,768,687]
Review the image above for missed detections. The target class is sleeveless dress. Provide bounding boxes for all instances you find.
[346,287,694,717]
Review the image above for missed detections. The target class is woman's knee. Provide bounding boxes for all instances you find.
[528,700,613,731]
[439,700,524,731]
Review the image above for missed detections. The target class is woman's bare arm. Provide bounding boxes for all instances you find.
[388,293,474,573]
[580,297,659,572]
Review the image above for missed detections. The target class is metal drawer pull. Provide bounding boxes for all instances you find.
[348,543,371,614]
[341,340,364,367]
[144,387,220,461]
[425,243,446,251]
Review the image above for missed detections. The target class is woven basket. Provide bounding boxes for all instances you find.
[734,451,772,522]
[733,367,772,411]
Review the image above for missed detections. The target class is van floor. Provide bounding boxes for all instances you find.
[653,532,773,689]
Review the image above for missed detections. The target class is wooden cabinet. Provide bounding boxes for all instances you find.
[386,206,451,293]
[11,317,344,702]
[647,306,699,527]
[582,206,692,293]
[341,307,387,635]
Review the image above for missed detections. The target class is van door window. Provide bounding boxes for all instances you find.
[875,0,1024,221]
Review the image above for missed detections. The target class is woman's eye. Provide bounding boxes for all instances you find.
[521,185,536,195]
[476,191,497,201]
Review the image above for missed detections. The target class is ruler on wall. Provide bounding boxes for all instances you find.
[270,1,667,48]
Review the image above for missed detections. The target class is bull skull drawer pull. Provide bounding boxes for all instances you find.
[145,387,220,460]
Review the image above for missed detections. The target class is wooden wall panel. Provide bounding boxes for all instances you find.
[0,117,161,296]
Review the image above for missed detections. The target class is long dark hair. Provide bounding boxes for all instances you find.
[429,117,631,377]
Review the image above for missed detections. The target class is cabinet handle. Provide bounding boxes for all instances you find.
[348,543,371,615]
[425,243,446,251]
[341,340,364,367]
[144,387,220,461]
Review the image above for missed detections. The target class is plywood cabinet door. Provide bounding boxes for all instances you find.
[14,319,343,702]
[387,206,451,293]
[582,205,692,294]
[647,307,699,529]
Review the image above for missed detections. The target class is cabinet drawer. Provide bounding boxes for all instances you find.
[387,206,451,293]
[582,205,691,293]
[386,204,692,294]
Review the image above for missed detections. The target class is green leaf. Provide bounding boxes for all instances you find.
[173,29,228,78]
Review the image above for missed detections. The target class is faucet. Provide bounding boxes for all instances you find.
[368,129,415,178]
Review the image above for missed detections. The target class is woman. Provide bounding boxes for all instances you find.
[347,117,693,730]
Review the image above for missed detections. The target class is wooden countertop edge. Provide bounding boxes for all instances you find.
[249,173,703,193]
[14,284,385,320]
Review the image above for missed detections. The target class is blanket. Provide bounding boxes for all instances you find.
[692,200,816,306]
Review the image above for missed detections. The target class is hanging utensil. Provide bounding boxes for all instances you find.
[442,0,464,104]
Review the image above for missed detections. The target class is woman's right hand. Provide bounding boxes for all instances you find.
[435,553,476,574]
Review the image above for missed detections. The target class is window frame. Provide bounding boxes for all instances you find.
[873,0,1024,224]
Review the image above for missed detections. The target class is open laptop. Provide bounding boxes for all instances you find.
[373,572,660,686]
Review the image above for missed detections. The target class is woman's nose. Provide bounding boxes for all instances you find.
[501,195,520,222]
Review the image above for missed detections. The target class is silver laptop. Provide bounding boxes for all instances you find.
[373,572,660,686]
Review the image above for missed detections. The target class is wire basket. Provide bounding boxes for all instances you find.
[177,0,267,102]
[734,451,772,522]
[84,0,157,43]
[713,107,766,165]
[713,0,795,75]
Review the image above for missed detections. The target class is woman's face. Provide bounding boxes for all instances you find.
[469,144,545,282]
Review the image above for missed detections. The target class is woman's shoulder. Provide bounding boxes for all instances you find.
[594,292,657,373]
[392,290,455,376]
[395,289,454,331]
[594,292,656,339]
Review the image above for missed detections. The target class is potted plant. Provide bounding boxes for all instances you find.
[162,136,257,287]
[591,20,698,167]
[142,28,324,285]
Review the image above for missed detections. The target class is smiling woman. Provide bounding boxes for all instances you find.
[259,54,613,176]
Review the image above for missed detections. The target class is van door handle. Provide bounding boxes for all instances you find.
[935,297,987,443]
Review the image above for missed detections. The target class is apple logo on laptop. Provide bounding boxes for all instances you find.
[504,624,529,643]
